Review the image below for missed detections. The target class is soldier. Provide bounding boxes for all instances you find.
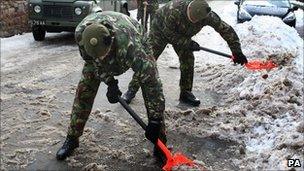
[123,0,248,106]
[56,11,167,163]
[137,0,159,31]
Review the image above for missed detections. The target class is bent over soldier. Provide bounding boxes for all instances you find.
[123,0,248,106]
[137,0,159,31]
[56,11,166,163]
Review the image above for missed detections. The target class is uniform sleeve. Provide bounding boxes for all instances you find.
[78,46,115,85]
[130,46,165,121]
[163,10,192,47]
[206,11,243,54]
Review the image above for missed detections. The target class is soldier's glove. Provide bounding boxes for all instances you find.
[232,52,248,65]
[106,79,122,104]
[189,40,201,51]
[145,120,161,144]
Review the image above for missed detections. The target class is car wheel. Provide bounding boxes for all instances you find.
[291,19,296,27]
[32,26,46,41]
[237,11,241,23]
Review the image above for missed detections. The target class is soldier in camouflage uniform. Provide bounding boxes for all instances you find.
[137,0,159,31]
[56,11,167,163]
[123,0,248,106]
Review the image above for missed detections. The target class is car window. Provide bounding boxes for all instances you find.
[267,0,290,8]
[243,0,290,8]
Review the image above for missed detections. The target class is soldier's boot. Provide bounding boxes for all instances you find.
[179,91,201,107]
[56,136,79,160]
[122,89,136,104]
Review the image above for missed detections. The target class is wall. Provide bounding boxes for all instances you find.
[0,0,30,37]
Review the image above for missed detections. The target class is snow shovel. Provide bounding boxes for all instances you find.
[142,1,148,33]
[198,46,277,71]
[118,97,204,171]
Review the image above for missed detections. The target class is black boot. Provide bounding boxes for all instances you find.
[56,136,79,160]
[122,89,136,104]
[179,91,201,107]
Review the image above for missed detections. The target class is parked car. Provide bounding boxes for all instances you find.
[234,0,299,27]
[28,0,129,41]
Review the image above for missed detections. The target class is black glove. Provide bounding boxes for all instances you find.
[145,120,161,144]
[189,40,200,51]
[232,52,248,65]
[106,79,122,104]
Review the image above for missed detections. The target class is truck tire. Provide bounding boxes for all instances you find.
[32,26,46,41]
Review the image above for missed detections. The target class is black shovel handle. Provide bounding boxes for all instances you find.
[199,46,232,58]
[118,97,147,130]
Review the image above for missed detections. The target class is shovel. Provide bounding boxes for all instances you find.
[118,97,203,171]
[142,1,148,33]
[198,46,277,71]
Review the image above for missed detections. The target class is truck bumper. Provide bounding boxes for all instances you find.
[29,19,79,32]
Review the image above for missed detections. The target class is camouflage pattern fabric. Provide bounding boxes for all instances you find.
[128,0,243,94]
[137,0,159,31]
[68,11,166,142]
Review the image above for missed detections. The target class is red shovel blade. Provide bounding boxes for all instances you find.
[245,60,277,71]
[162,152,196,171]
[157,139,204,171]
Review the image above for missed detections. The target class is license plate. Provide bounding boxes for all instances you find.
[29,20,45,25]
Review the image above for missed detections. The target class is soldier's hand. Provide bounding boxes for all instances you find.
[145,120,161,144]
[232,52,248,65]
[189,40,201,51]
[106,80,122,104]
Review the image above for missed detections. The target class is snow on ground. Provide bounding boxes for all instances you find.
[1,2,303,171]
[1,32,77,72]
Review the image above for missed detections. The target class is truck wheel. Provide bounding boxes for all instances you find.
[32,26,46,41]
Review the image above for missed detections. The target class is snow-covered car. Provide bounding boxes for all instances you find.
[28,0,129,41]
[234,0,299,27]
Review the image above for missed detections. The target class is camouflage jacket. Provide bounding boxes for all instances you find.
[74,11,165,120]
[155,0,242,54]
[75,11,153,85]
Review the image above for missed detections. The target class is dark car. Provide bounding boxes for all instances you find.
[234,0,299,27]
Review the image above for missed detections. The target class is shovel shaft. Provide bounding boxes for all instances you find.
[118,97,147,130]
[118,97,173,158]
[157,139,173,160]
[143,2,147,33]
[199,46,232,58]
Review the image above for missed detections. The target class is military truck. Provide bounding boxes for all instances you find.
[28,0,129,41]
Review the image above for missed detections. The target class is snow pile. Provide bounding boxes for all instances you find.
[165,16,303,170]
[235,16,303,69]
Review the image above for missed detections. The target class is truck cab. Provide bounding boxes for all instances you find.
[28,0,129,41]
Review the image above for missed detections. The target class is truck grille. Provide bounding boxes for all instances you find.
[43,5,73,19]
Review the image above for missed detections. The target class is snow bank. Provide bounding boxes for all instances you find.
[235,16,303,71]
[165,13,303,171]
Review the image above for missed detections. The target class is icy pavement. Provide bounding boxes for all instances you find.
[1,1,304,171]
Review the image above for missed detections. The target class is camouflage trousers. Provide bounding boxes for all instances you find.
[127,22,194,95]
[67,62,167,144]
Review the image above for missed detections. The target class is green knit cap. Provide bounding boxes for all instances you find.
[188,0,211,23]
[80,23,112,60]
